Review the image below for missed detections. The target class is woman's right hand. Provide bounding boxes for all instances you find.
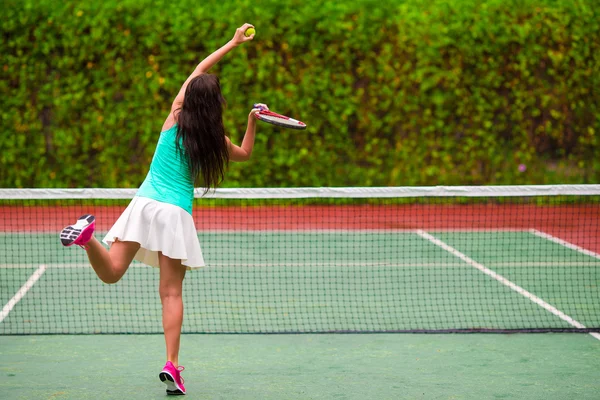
[249,103,269,118]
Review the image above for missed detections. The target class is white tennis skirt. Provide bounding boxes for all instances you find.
[102,196,205,270]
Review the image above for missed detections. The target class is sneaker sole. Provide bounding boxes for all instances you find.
[60,214,95,247]
[159,371,185,395]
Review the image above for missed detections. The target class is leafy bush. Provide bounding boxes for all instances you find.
[1,0,598,188]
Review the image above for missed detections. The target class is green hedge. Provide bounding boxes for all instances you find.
[2,0,599,188]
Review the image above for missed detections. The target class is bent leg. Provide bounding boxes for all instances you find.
[85,238,140,284]
[158,253,186,367]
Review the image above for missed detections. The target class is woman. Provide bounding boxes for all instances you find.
[60,23,263,396]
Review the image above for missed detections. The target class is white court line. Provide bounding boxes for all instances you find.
[416,230,600,341]
[0,228,531,235]
[0,264,47,324]
[2,260,600,269]
[0,262,467,269]
[196,228,530,233]
[530,229,600,260]
[1,261,599,269]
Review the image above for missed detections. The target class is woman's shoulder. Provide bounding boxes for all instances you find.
[161,123,178,135]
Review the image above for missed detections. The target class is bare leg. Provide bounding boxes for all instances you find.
[158,252,186,367]
[84,237,140,284]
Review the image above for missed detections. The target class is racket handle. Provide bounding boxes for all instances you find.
[253,103,267,111]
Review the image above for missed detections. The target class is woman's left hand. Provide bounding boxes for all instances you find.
[232,23,255,46]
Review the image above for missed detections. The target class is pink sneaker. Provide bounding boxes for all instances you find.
[60,215,95,248]
[159,361,186,395]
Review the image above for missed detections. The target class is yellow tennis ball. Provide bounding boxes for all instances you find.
[245,27,256,37]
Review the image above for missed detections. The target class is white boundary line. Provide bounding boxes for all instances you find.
[0,262,472,269]
[416,230,600,341]
[1,261,599,269]
[0,228,532,235]
[530,229,600,260]
[0,264,47,324]
[194,228,531,234]
[1,262,461,269]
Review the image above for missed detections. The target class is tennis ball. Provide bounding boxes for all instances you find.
[245,27,256,37]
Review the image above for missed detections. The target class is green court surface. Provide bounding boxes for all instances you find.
[1,334,599,400]
[1,230,599,398]
[1,231,599,334]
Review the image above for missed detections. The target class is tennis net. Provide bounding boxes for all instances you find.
[1,186,599,334]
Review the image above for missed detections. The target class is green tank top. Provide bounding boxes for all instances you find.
[137,124,194,214]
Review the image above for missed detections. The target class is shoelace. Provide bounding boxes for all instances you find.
[176,366,185,384]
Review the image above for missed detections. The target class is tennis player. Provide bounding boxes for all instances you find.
[59,23,263,396]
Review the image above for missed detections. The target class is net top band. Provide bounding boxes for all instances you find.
[1,185,599,200]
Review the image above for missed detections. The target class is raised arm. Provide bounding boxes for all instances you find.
[227,104,268,162]
[162,23,255,131]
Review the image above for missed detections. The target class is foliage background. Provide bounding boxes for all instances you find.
[1,0,599,188]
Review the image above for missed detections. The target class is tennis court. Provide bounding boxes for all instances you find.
[1,187,599,399]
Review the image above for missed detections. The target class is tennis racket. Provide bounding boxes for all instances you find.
[253,104,306,130]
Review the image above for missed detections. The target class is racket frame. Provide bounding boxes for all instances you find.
[253,106,306,130]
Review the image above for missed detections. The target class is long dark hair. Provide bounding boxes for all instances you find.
[175,74,229,192]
